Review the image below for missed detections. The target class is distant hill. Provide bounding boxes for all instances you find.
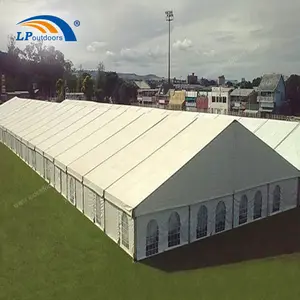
[78,70,164,81]
[117,73,164,81]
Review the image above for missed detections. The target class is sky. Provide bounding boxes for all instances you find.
[0,0,300,80]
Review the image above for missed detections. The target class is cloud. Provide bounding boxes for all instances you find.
[1,0,300,79]
[173,39,193,50]
[106,50,115,57]
[86,41,107,52]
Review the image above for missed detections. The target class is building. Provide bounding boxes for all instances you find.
[218,75,226,86]
[208,87,233,114]
[6,90,40,100]
[257,74,286,114]
[168,90,185,110]
[185,91,197,110]
[133,80,151,90]
[1,98,300,261]
[187,73,198,84]
[65,92,85,100]
[137,89,159,105]
[230,88,257,111]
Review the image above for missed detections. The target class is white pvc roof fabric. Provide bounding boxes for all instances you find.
[1,98,300,214]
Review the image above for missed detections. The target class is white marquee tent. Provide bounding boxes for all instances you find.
[0,97,299,261]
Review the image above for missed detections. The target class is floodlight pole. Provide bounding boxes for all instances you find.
[165,10,174,85]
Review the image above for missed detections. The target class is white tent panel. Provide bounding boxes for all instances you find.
[105,117,234,212]
[83,186,96,221]
[62,99,106,108]
[49,108,127,162]
[276,126,300,170]
[268,178,298,213]
[36,152,44,176]
[40,107,108,155]
[84,112,199,196]
[32,105,93,149]
[106,119,300,216]
[70,109,170,178]
[58,109,147,173]
[28,105,83,147]
[95,195,105,229]
[197,112,219,119]
[47,160,55,185]
[254,119,299,149]
[0,98,29,121]
[32,149,36,169]
[28,148,32,166]
[238,117,268,133]
[136,204,195,260]
[104,201,121,243]
[61,171,67,198]
[2,100,46,129]
[8,102,56,137]
[67,175,76,205]
[215,114,240,121]
[0,98,33,121]
[55,166,61,193]
[21,104,78,142]
[75,180,83,213]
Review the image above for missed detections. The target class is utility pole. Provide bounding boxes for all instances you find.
[165,10,174,86]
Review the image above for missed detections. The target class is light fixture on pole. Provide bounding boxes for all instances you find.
[165,10,174,85]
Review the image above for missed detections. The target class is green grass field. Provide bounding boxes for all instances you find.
[1,142,300,300]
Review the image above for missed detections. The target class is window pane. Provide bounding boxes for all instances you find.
[239,195,248,225]
[168,212,181,247]
[273,185,281,212]
[215,201,226,233]
[121,213,129,249]
[146,220,159,257]
[254,191,262,219]
[197,205,208,239]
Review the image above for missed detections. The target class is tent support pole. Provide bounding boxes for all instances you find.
[188,205,191,244]
[266,183,270,217]
[232,193,235,228]
[297,177,300,207]
[103,196,106,234]
[133,217,137,262]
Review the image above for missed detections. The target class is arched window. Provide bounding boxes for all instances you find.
[273,185,281,213]
[197,205,208,239]
[168,212,181,247]
[254,191,262,220]
[215,201,226,233]
[121,212,129,249]
[239,195,248,225]
[146,220,159,257]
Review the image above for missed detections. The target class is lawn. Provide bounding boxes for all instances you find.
[1,142,300,300]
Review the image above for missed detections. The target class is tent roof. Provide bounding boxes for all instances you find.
[1,98,300,216]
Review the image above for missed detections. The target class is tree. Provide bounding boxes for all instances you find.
[239,81,253,89]
[104,72,119,99]
[7,34,22,58]
[113,79,137,105]
[227,81,233,87]
[286,74,300,115]
[252,77,262,87]
[81,74,94,100]
[95,62,106,102]
[4,36,72,98]
[56,78,65,102]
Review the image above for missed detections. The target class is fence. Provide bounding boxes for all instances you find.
[132,102,297,121]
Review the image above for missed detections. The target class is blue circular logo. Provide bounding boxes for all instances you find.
[74,20,80,27]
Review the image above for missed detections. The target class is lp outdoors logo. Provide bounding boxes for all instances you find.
[16,15,79,42]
